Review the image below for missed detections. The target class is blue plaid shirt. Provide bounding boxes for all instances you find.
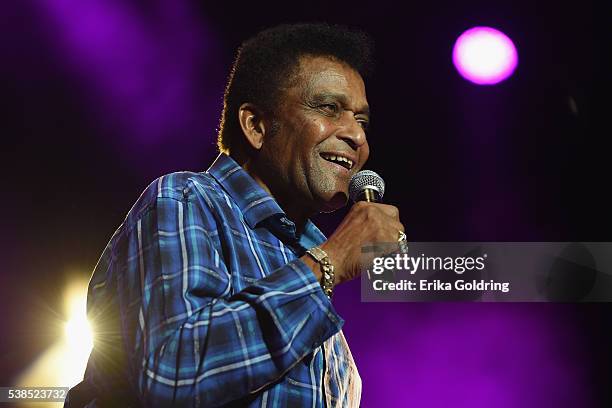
[74,153,361,407]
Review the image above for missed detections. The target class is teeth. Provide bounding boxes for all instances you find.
[321,153,353,170]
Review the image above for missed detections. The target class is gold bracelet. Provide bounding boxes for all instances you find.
[305,246,335,299]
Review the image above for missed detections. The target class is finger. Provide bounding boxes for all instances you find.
[370,203,400,219]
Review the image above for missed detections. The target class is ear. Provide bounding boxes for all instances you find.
[238,103,267,150]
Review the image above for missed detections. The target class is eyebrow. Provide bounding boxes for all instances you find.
[312,91,370,117]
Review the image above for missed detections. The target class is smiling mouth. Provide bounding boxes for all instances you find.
[320,153,354,170]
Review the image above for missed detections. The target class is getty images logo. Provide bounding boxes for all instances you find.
[371,253,487,275]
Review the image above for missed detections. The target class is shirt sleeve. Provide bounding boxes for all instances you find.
[87,187,343,407]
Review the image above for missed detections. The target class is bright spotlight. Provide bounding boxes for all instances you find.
[452,26,518,85]
[15,279,94,401]
[64,288,94,354]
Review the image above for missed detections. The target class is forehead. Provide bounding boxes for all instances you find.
[288,55,367,101]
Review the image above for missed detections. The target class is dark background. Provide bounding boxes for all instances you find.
[2,0,611,406]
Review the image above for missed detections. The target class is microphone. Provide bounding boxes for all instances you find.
[348,170,385,203]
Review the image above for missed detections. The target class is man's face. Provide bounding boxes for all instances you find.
[257,55,370,213]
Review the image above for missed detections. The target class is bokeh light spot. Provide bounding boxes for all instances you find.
[453,26,518,85]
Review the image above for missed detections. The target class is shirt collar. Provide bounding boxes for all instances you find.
[206,153,326,249]
[207,153,283,228]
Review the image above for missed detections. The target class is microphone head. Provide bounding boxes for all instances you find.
[349,170,385,202]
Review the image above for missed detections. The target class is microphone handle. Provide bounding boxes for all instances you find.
[358,188,381,203]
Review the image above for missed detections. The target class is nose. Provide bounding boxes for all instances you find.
[337,111,367,150]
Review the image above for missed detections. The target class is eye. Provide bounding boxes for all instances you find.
[319,103,339,114]
[357,118,370,131]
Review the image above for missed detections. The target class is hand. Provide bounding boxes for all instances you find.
[302,201,404,285]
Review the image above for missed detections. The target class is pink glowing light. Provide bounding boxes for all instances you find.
[453,26,518,85]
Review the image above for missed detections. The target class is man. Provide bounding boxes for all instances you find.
[67,23,404,407]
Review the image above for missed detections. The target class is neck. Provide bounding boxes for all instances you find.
[236,155,314,234]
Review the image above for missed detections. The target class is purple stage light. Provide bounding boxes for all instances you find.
[453,27,518,85]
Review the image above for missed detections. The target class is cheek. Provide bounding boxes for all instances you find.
[314,119,327,134]
[305,118,334,150]
[298,118,330,156]
[299,115,326,133]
